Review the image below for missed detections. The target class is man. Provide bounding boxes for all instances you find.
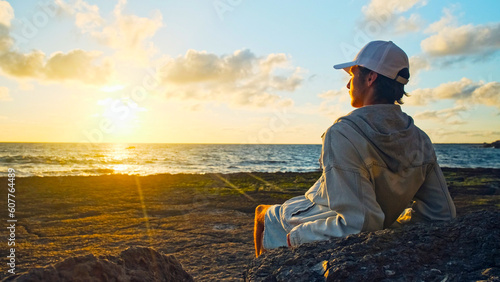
[254,40,456,257]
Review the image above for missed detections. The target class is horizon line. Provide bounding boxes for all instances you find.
[0,141,495,145]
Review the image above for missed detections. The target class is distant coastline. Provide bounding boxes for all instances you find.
[482,140,500,148]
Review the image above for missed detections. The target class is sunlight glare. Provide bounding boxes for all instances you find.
[96,98,146,138]
[99,85,126,93]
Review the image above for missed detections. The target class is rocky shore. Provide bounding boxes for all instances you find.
[245,210,500,281]
[0,168,498,281]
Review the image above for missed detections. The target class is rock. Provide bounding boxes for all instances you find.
[311,260,328,276]
[244,210,500,281]
[483,140,500,148]
[3,247,194,282]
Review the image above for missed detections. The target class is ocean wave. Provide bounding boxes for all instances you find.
[0,143,498,177]
[237,160,288,166]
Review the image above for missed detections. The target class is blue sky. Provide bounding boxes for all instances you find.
[0,0,499,144]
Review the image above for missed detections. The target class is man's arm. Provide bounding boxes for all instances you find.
[411,163,456,221]
[288,127,385,246]
[287,164,384,246]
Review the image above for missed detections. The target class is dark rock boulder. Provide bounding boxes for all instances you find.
[483,140,500,148]
[245,210,500,281]
[3,247,194,282]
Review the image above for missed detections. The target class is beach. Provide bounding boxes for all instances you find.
[1,168,499,281]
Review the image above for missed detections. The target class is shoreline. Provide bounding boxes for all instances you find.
[1,168,499,281]
[4,166,500,178]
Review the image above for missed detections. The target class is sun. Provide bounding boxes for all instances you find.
[97,98,146,139]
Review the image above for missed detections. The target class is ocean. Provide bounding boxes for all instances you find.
[0,143,499,177]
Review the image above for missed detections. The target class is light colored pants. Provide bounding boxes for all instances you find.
[262,204,288,249]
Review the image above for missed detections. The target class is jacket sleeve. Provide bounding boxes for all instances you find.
[288,126,385,246]
[411,163,456,221]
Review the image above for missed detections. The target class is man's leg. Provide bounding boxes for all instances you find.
[254,204,271,257]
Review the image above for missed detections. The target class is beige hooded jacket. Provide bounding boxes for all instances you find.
[285,104,456,246]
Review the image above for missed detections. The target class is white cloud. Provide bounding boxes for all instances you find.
[0,86,11,101]
[0,2,13,54]
[407,55,431,85]
[424,8,457,34]
[406,78,500,109]
[318,99,351,122]
[0,50,45,77]
[404,88,433,106]
[361,0,427,34]
[57,0,163,62]
[0,2,114,85]
[424,128,500,143]
[316,86,351,121]
[414,106,468,124]
[0,49,114,84]
[409,55,430,75]
[158,49,302,108]
[472,81,500,108]
[318,89,344,99]
[44,50,114,83]
[394,13,424,34]
[0,0,14,27]
[421,9,500,57]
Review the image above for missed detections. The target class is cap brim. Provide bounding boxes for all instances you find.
[333,61,356,70]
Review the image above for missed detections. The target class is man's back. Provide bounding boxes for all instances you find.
[332,104,456,227]
[284,104,456,246]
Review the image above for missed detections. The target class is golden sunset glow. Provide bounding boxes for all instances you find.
[0,1,498,144]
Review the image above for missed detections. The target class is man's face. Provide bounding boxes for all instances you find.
[346,65,367,108]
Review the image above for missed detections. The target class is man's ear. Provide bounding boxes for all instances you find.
[366,71,378,86]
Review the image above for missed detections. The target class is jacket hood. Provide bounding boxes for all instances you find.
[337,104,436,172]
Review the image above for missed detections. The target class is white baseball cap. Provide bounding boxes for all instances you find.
[333,40,409,85]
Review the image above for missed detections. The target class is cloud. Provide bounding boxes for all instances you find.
[44,50,113,83]
[0,1,13,54]
[360,0,427,34]
[0,1,114,85]
[407,55,431,85]
[57,0,163,62]
[424,8,457,34]
[394,13,424,34]
[0,49,113,84]
[161,49,256,84]
[0,50,44,77]
[0,86,11,101]
[421,9,500,57]
[158,49,302,108]
[406,78,500,109]
[472,81,500,108]
[318,89,344,99]
[316,86,351,121]
[424,128,500,142]
[318,99,351,122]
[0,0,14,27]
[409,55,430,75]
[414,106,468,124]
[405,87,433,106]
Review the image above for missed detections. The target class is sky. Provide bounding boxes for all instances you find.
[0,0,499,144]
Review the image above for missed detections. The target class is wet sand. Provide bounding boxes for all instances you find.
[0,169,498,281]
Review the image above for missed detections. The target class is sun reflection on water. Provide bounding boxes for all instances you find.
[111,164,128,172]
[105,144,135,174]
[111,144,130,160]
